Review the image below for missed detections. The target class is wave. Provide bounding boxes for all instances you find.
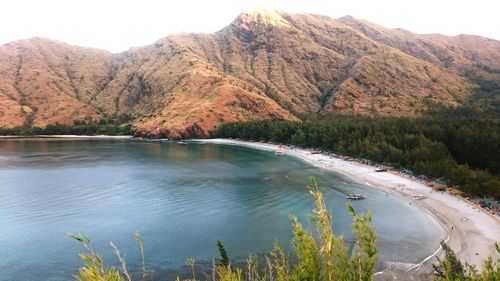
[383,261,419,271]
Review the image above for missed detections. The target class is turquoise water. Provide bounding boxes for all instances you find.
[0,139,442,280]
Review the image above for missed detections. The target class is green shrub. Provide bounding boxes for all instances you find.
[70,178,498,281]
[71,178,378,281]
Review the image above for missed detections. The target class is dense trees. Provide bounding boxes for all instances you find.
[0,114,133,136]
[214,114,500,199]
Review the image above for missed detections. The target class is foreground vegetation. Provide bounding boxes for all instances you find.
[0,114,133,136]
[433,241,500,281]
[71,179,499,281]
[214,111,500,199]
[72,178,378,281]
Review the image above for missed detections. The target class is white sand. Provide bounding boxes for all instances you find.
[195,138,500,272]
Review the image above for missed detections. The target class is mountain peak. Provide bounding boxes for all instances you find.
[234,9,290,28]
[1,11,498,138]
[338,15,356,21]
[337,15,364,26]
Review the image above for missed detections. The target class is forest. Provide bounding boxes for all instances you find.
[0,114,133,136]
[214,110,500,199]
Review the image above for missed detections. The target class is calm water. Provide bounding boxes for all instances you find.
[0,139,442,280]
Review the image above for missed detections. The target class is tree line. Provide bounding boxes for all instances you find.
[213,113,500,199]
[0,114,133,136]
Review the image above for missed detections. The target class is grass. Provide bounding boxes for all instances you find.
[70,178,498,281]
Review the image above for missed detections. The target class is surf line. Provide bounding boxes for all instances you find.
[406,229,452,272]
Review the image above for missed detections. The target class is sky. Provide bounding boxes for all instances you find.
[1,0,499,53]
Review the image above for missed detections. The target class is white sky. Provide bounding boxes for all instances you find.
[1,0,499,53]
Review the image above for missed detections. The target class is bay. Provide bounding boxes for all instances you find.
[0,139,441,280]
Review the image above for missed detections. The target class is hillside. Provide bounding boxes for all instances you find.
[1,10,499,138]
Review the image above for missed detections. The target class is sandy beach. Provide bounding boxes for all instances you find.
[195,138,499,276]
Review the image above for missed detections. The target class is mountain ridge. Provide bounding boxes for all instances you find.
[1,10,499,138]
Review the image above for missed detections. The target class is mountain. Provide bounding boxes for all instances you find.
[1,10,499,138]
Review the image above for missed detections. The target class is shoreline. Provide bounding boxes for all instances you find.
[2,136,497,276]
[195,138,500,275]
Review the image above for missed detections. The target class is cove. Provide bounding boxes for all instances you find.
[0,139,442,280]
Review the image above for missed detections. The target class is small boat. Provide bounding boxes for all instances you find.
[177,141,188,145]
[375,168,388,172]
[274,150,285,155]
[412,195,426,200]
[347,193,366,200]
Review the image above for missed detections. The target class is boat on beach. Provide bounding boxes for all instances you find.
[412,194,426,200]
[347,193,366,200]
